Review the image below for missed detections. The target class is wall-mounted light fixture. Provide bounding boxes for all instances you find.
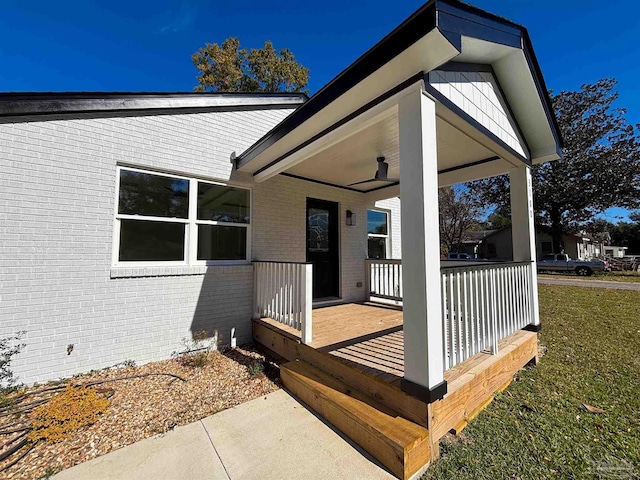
[346,210,356,226]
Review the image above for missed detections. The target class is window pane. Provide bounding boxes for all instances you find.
[198,225,247,260]
[368,237,387,259]
[198,183,249,223]
[119,170,189,218]
[119,220,185,261]
[367,210,388,235]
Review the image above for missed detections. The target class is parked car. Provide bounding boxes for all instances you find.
[538,253,607,276]
[447,252,472,260]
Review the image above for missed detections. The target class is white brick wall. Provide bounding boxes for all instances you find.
[252,176,369,303]
[429,70,528,158]
[0,107,295,384]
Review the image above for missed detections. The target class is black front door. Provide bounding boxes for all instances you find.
[306,198,339,300]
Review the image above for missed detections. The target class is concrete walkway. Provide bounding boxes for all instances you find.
[538,276,640,291]
[53,390,394,480]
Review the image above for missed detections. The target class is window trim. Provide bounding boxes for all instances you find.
[367,208,391,259]
[112,166,251,267]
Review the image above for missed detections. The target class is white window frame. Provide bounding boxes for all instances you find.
[367,208,391,259]
[112,166,251,267]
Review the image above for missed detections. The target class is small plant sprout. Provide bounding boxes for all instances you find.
[172,330,219,368]
[247,360,265,377]
[0,331,26,391]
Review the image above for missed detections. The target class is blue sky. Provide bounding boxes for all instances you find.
[1,0,637,220]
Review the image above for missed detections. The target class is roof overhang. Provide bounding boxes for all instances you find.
[236,0,563,179]
[0,92,307,123]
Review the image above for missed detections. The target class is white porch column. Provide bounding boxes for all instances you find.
[509,165,541,327]
[398,88,446,399]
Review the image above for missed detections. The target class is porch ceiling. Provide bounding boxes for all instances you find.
[284,107,503,192]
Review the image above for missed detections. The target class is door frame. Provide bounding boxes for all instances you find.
[305,197,341,300]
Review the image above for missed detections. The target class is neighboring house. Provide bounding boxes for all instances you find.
[603,245,628,259]
[0,1,563,477]
[480,226,600,261]
[451,230,497,257]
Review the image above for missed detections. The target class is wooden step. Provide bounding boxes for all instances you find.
[281,360,431,480]
[253,318,429,427]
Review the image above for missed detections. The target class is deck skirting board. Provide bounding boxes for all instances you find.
[430,330,538,441]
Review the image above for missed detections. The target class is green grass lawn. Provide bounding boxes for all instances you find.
[539,271,640,283]
[424,285,640,479]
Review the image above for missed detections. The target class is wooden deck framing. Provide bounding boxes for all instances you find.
[253,302,538,479]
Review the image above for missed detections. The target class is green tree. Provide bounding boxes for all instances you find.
[439,186,485,254]
[470,78,640,253]
[583,217,615,245]
[610,212,640,254]
[479,211,512,231]
[192,37,309,93]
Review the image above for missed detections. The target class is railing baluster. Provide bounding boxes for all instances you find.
[441,272,448,369]
[447,271,455,368]
[506,266,512,335]
[292,264,297,329]
[491,267,498,354]
[480,268,487,351]
[285,263,291,326]
[512,266,518,333]
[461,270,469,361]
[516,265,523,329]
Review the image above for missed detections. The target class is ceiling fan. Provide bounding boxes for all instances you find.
[348,156,399,187]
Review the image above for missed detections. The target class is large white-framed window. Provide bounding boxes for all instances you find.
[113,166,250,266]
[367,209,390,259]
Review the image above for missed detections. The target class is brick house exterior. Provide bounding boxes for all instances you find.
[0,94,405,384]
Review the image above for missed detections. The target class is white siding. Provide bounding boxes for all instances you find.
[429,69,528,158]
[0,107,296,384]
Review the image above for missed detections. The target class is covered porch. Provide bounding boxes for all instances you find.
[236,1,562,477]
[241,54,556,406]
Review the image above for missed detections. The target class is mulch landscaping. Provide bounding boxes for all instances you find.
[0,346,280,479]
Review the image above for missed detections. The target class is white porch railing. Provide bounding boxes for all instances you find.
[441,262,534,369]
[367,259,536,370]
[366,259,403,302]
[253,261,313,343]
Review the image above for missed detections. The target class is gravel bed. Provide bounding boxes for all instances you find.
[0,345,280,479]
